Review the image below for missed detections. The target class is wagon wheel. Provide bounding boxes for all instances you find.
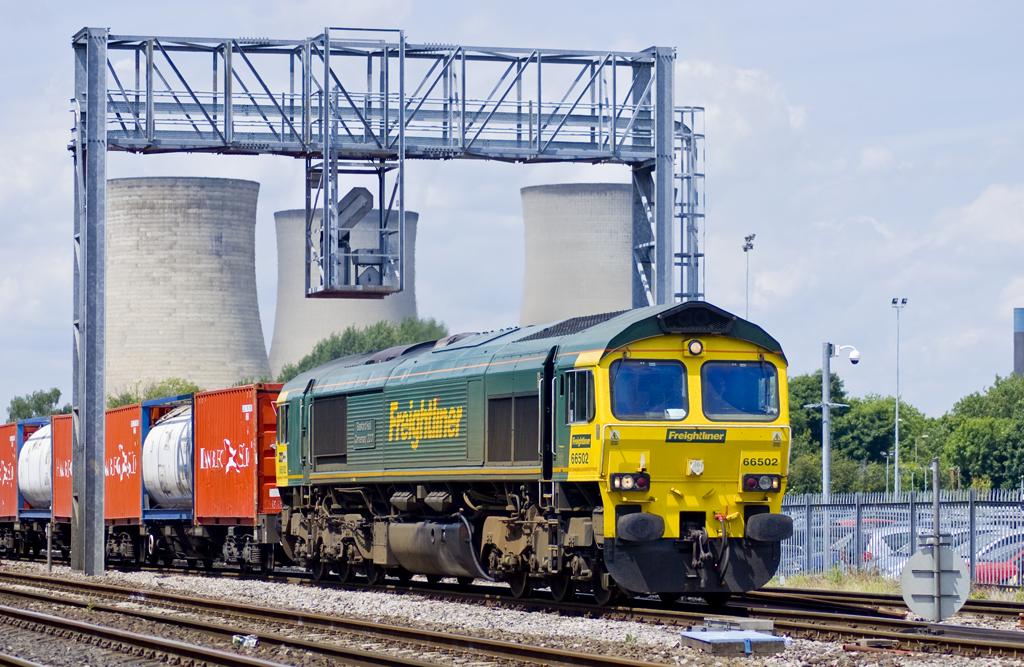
[262,546,276,576]
[202,558,215,572]
[548,572,575,603]
[658,592,682,604]
[456,577,475,589]
[508,571,533,599]
[310,558,329,582]
[394,567,414,583]
[162,556,175,569]
[590,564,618,606]
[363,561,385,587]
[186,559,198,570]
[426,574,443,585]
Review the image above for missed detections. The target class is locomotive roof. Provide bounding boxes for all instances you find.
[280,302,785,400]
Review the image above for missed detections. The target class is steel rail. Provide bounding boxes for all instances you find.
[0,573,658,667]
[0,652,45,667]
[760,586,1024,617]
[0,603,291,667]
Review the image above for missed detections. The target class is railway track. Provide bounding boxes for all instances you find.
[8,566,1024,659]
[0,571,661,667]
[760,585,1024,617]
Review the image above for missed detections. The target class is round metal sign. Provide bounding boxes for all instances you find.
[900,546,970,622]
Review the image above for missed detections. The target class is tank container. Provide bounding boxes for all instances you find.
[142,406,194,509]
[17,424,51,510]
[193,384,282,523]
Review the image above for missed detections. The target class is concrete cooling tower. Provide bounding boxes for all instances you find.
[106,177,271,392]
[268,209,418,378]
[520,183,633,326]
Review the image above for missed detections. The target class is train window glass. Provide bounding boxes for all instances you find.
[701,361,779,422]
[277,404,289,445]
[312,395,347,464]
[565,371,595,424]
[609,360,688,421]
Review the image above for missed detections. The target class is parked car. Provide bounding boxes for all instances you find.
[975,541,1024,585]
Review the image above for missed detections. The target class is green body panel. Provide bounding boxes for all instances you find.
[346,391,385,470]
[383,381,471,469]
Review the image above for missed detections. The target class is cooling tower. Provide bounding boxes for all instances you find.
[520,183,633,326]
[106,177,271,392]
[268,209,418,378]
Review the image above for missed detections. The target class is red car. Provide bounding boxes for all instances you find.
[974,542,1024,585]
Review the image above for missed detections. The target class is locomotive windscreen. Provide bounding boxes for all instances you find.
[610,360,688,421]
[701,361,779,421]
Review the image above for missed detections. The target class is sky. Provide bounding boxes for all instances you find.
[0,1,1022,419]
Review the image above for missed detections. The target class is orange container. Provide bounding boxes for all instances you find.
[0,422,16,520]
[105,405,142,523]
[193,384,282,524]
[51,415,74,522]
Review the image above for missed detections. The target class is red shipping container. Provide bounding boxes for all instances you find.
[105,405,142,523]
[193,384,282,524]
[0,422,16,520]
[52,415,73,522]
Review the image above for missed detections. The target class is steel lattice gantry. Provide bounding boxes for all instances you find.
[68,27,704,572]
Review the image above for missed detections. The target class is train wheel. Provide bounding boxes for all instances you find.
[262,547,276,576]
[508,571,533,599]
[162,556,175,569]
[456,577,474,589]
[336,559,355,583]
[591,565,617,606]
[202,559,215,572]
[425,574,443,585]
[394,568,414,583]
[363,561,385,587]
[548,572,575,603]
[310,559,328,582]
[658,592,682,604]
[703,593,731,609]
[186,559,198,570]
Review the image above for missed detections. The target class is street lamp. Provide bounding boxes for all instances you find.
[892,297,908,495]
[804,343,860,503]
[743,234,755,319]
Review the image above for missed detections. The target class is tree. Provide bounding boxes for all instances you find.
[6,388,71,422]
[107,378,203,409]
[944,417,1016,489]
[788,370,850,458]
[277,317,448,383]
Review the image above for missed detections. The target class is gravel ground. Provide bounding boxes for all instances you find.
[2,560,1024,666]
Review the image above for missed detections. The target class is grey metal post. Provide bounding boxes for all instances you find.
[909,491,917,556]
[398,31,405,292]
[653,47,674,304]
[931,457,941,623]
[804,495,812,573]
[73,27,107,576]
[71,29,86,574]
[969,488,976,583]
[822,343,832,503]
[854,492,862,571]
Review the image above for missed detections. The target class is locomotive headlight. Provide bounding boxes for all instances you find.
[611,473,651,492]
[758,475,772,491]
[621,475,635,490]
[742,473,782,493]
[687,339,704,356]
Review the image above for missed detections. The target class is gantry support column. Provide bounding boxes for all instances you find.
[653,47,675,304]
[71,27,107,576]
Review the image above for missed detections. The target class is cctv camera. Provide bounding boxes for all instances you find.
[849,349,861,365]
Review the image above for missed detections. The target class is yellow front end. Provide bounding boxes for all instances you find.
[566,334,791,594]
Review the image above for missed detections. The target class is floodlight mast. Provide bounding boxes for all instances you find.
[70,27,703,573]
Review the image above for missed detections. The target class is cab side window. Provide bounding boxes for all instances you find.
[565,370,595,424]
[277,404,289,445]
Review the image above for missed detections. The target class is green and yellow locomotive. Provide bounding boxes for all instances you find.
[274,301,792,603]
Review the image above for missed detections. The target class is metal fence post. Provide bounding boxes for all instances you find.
[969,488,976,583]
[909,491,917,556]
[804,494,812,573]
[855,492,863,571]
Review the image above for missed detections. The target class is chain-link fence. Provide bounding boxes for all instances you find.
[780,490,1024,585]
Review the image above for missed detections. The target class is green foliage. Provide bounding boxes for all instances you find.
[107,378,203,409]
[6,388,71,422]
[277,317,449,383]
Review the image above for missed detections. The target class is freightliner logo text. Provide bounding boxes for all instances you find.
[666,429,727,443]
[389,399,464,449]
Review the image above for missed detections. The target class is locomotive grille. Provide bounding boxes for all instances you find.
[659,304,735,334]
[312,395,347,464]
[518,310,627,342]
[487,394,540,464]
